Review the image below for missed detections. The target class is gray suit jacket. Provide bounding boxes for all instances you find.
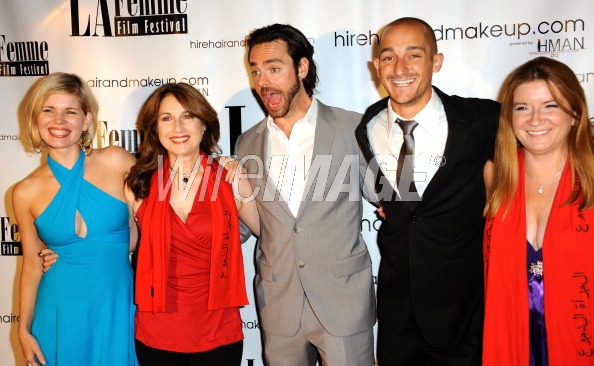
[236,100,376,337]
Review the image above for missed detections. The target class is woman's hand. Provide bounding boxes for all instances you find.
[19,330,46,365]
[38,248,58,273]
[216,156,246,183]
[375,205,386,220]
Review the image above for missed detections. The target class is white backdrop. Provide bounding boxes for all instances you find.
[1,1,593,365]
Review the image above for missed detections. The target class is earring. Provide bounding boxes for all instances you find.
[79,131,93,156]
[33,139,47,154]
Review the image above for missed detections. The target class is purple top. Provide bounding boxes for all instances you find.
[528,241,548,366]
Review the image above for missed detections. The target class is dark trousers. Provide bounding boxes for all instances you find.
[377,318,481,366]
[376,255,481,365]
[135,339,243,366]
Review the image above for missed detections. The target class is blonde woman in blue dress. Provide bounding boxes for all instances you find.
[13,72,138,366]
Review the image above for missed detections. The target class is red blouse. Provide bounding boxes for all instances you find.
[134,185,244,352]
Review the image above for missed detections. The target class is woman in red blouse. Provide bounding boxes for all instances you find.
[126,83,259,365]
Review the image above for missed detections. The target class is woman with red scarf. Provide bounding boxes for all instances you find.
[125,83,259,365]
[483,57,594,366]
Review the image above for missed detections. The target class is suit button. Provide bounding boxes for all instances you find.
[294,226,303,234]
[297,261,305,268]
[410,215,417,223]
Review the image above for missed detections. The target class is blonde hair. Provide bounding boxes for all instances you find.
[24,72,98,152]
[485,57,594,217]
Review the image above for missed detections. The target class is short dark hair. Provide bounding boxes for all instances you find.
[247,23,318,97]
[382,17,438,56]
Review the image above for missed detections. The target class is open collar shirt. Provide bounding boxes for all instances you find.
[366,90,448,197]
[266,98,318,216]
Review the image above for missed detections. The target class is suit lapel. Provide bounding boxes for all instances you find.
[422,89,471,202]
[356,98,408,208]
[358,116,400,203]
[253,120,295,219]
[296,103,336,220]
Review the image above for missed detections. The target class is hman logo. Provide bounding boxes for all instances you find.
[1,217,21,256]
[70,0,188,37]
[0,35,49,77]
[530,19,586,56]
[534,36,584,54]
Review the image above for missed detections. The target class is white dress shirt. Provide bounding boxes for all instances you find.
[266,98,318,216]
[366,90,448,197]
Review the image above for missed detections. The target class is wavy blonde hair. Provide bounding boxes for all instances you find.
[24,72,98,152]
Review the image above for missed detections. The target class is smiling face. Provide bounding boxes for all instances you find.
[157,94,206,161]
[512,79,574,157]
[37,93,91,151]
[374,22,443,119]
[249,40,308,121]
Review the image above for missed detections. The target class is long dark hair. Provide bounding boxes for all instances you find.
[126,83,221,199]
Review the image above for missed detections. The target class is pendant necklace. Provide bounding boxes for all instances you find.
[170,156,201,185]
[526,169,563,194]
[170,169,193,184]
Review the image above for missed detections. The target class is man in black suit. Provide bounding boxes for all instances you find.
[355,17,500,365]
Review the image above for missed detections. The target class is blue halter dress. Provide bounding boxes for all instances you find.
[31,151,137,365]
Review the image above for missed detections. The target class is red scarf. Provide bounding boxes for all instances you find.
[483,149,594,365]
[135,155,248,313]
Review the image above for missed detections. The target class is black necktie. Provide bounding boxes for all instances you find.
[396,119,420,203]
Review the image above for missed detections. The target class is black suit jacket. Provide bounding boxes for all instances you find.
[355,87,500,349]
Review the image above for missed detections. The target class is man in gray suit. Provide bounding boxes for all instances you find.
[235,24,376,366]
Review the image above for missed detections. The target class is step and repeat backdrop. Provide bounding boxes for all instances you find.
[1,1,593,365]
